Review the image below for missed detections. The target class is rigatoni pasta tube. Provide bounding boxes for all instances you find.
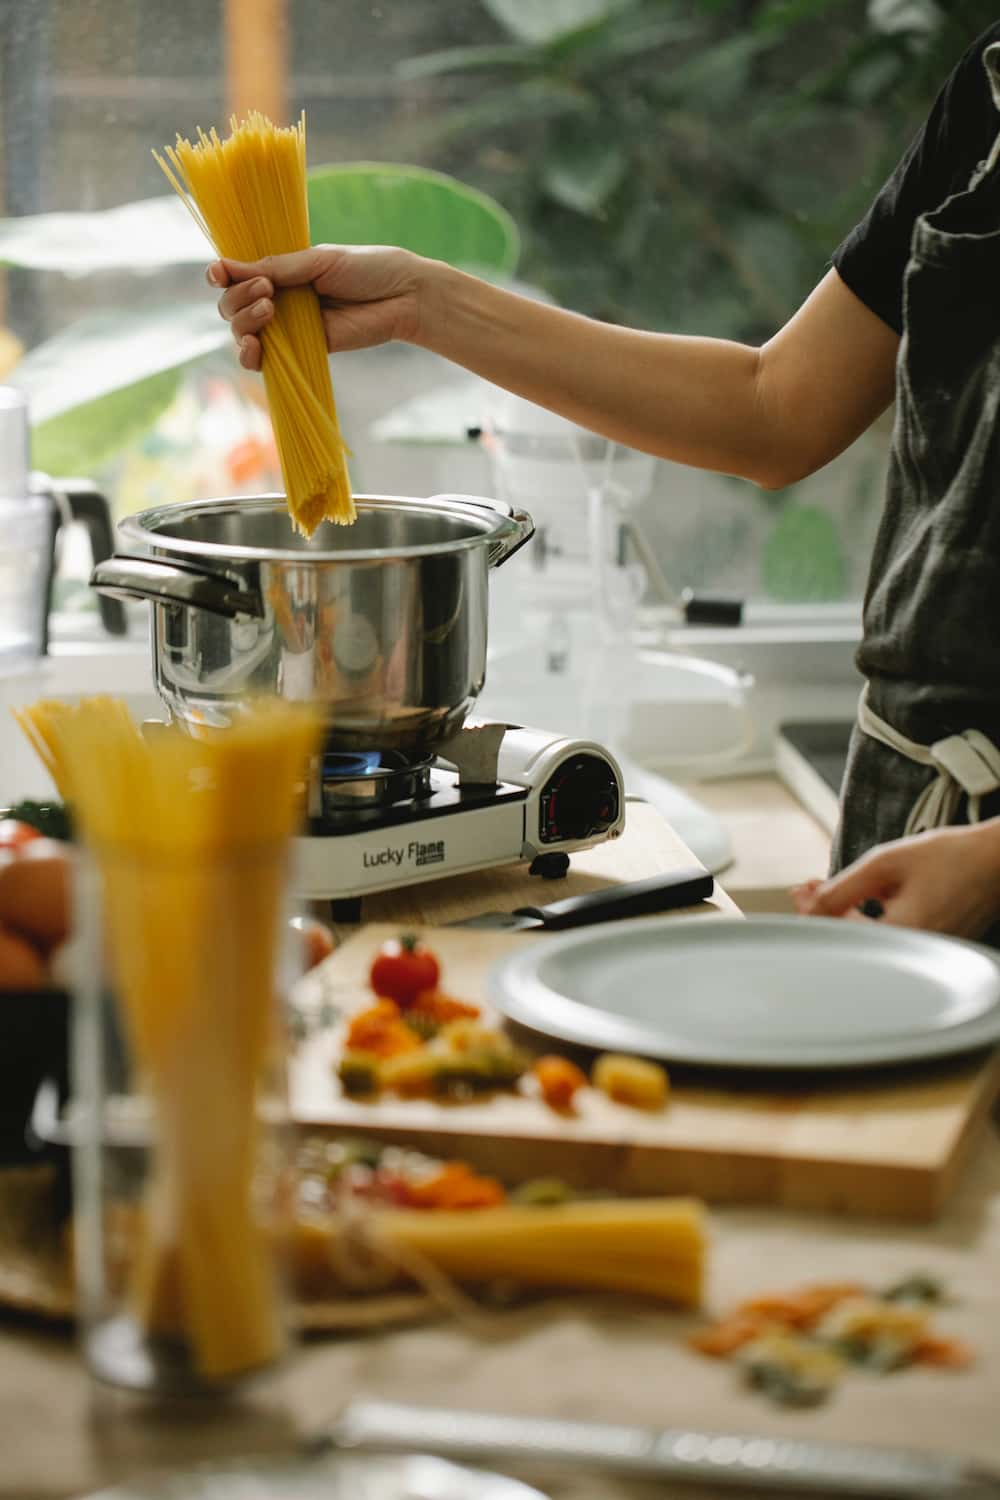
[293,1198,707,1309]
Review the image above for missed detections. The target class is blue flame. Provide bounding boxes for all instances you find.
[323,750,382,779]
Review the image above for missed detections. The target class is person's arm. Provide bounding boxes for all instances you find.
[211,250,898,491]
[793,820,1000,939]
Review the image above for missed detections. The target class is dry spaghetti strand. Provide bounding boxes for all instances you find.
[154,111,354,535]
[15,695,325,1381]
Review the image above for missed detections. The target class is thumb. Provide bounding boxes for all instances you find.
[219,248,327,289]
[805,851,900,918]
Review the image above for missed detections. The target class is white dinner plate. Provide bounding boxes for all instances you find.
[84,1453,546,1500]
[488,914,1000,1070]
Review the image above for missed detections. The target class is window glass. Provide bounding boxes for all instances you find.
[1,0,996,608]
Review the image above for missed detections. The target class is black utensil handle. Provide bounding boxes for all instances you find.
[40,476,129,637]
[515,867,714,930]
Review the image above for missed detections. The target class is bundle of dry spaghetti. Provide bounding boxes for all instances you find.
[154,111,354,536]
[15,695,324,1381]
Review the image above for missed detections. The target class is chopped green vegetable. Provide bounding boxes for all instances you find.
[882,1273,945,1305]
[510,1178,576,1206]
[1,800,73,841]
[337,1051,381,1096]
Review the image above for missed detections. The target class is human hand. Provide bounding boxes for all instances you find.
[207,244,429,370]
[792,821,1000,940]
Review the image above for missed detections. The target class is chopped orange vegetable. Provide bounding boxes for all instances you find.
[739,1283,866,1330]
[346,1000,424,1060]
[691,1283,868,1356]
[688,1313,768,1357]
[912,1335,976,1369]
[533,1054,588,1112]
[403,1161,506,1211]
[407,989,481,1029]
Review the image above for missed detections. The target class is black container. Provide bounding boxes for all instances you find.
[0,986,69,1164]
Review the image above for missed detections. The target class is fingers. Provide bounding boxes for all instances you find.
[237,333,262,373]
[790,878,822,915]
[222,248,328,290]
[216,270,273,319]
[800,850,901,918]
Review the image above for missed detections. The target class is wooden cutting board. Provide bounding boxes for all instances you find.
[291,920,1000,1225]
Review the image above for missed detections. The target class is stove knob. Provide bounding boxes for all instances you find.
[539,754,620,844]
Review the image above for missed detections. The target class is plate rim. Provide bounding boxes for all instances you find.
[488,913,1000,1071]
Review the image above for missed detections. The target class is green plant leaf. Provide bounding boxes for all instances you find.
[9,300,227,424]
[410,78,594,149]
[396,43,536,79]
[762,503,846,602]
[306,163,520,272]
[0,195,205,273]
[31,368,183,477]
[482,0,637,45]
[544,8,697,70]
[542,135,629,217]
[652,31,780,108]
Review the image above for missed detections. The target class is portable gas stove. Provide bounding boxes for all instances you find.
[294,720,625,905]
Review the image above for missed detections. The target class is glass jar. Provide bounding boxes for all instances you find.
[69,847,300,1396]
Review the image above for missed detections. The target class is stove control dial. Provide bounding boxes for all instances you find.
[539,753,620,844]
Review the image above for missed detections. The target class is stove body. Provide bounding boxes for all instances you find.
[294,720,625,900]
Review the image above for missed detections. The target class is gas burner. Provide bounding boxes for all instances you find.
[320,747,434,814]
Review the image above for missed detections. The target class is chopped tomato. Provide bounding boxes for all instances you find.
[403,1161,506,1210]
[370,935,441,1008]
[0,819,43,852]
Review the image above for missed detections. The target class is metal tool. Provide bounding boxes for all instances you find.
[452,866,713,930]
[315,1399,1000,1498]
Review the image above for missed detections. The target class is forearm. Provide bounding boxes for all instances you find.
[216,247,899,488]
[418,263,769,482]
[415,262,899,491]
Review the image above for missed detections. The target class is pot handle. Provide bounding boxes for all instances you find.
[430,494,535,569]
[90,555,264,620]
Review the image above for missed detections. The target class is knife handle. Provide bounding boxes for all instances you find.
[515,867,714,929]
[329,1401,982,1498]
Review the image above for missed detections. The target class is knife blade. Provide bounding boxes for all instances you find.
[449,866,714,930]
[314,1399,1000,1498]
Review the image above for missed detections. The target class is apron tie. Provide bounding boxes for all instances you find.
[857,686,1000,835]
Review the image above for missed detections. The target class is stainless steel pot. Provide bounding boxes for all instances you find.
[91,493,533,753]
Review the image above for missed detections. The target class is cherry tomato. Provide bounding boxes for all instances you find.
[0,924,47,990]
[288,915,336,971]
[0,819,43,853]
[369,934,441,1008]
[0,839,72,950]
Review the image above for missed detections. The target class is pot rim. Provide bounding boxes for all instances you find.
[117,492,523,565]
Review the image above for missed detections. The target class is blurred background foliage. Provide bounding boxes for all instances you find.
[404,0,998,338]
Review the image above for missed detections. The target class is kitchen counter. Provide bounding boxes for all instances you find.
[680,773,833,913]
[6,779,1000,1500]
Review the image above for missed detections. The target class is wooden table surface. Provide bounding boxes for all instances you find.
[5,788,1000,1500]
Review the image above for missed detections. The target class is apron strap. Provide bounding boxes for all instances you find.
[857,686,1000,835]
